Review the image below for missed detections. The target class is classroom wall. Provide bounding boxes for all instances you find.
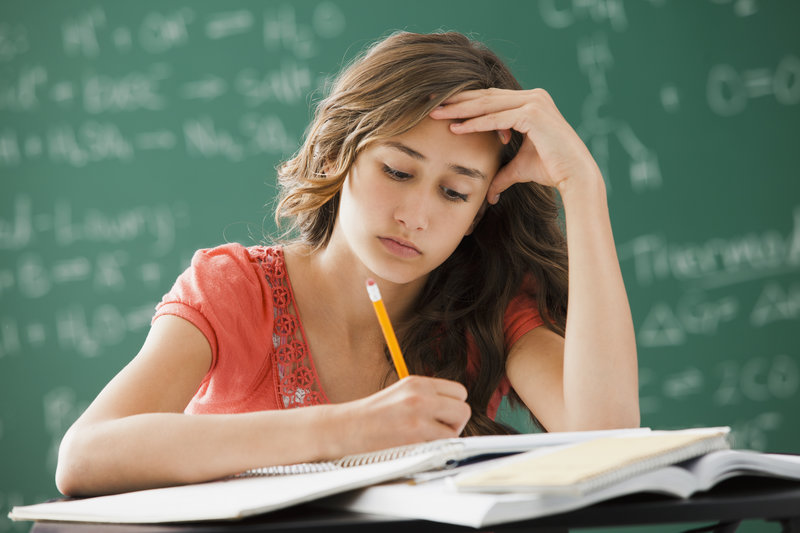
[1,0,798,527]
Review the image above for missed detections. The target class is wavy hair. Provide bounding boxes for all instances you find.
[276,31,568,435]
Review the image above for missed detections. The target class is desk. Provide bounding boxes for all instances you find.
[29,478,800,533]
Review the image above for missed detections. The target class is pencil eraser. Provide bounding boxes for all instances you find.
[366,278,381,301]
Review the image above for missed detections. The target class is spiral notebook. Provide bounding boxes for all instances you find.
[11,426,732,525]
[236,428,650,477]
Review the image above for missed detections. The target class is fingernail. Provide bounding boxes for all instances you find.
[492,194,501,204]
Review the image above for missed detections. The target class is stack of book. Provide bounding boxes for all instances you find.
[10,426,800,528]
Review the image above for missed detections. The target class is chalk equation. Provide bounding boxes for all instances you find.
[708,55,800,117]
[0,194,196,359]
[619,206,800,288]
[0,195,187,253]
[57,3,345,58]
[0,2,345,168]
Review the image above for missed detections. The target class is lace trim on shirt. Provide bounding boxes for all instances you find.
[259,247,326,409]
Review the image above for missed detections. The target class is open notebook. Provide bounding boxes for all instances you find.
[10,426,733,525]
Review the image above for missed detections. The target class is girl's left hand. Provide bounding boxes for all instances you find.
[429,88,602,203]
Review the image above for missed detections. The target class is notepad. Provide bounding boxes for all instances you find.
[8,427,648,524]
[453,427,731,494]
[238,427,650,476]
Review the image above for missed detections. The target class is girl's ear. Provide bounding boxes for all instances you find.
[465,200,489,236]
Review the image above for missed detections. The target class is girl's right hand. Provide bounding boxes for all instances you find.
[331,376,471,456]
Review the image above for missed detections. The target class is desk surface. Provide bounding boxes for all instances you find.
[29,478,800,533]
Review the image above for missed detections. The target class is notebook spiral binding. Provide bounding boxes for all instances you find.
[235,462,340,477]
[236,440,465,477]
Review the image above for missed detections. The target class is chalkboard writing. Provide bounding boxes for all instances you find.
[1,2,798,530]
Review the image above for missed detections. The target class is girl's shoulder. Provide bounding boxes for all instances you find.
[168,243,287,305]
[189,242,285,272]
[195,241,280,258]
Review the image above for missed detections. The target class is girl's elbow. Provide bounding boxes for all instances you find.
[576,405,641,432]
[606,402,641,429]
[616,411,641,429]
[55,463,80,498]
[55,428,92,497]
[624,398,642,428]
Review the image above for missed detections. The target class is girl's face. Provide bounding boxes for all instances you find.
[335,116,503,285]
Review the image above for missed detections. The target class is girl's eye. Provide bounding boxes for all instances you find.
[383,165,412,180]
[383,164,468,203]
[442,187,469,203]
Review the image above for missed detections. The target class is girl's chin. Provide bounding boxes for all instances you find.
[361,259,428,286]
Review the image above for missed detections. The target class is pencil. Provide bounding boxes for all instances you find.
[365,278,410,379]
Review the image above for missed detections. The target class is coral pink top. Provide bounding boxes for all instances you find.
[153,243,543,419]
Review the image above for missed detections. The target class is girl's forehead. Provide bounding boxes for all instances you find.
[382,117,503,167]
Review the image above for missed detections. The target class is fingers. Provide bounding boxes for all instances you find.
[430,394,472,434]
[454,106,538,138]
[431,88,557,140]
[431,87,586,201]
[432,89,532,146]
[338,376,473,458]
[487,164,521,204]
[431,89,539,119]
[497,128,512,145]
[431,87,592,195]
[422,375,468,401]
[386,376,471,435]
[487,139,552,204]
[413,377,470,434]
[433,88,534,115]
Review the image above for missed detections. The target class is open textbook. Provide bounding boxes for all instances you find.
[326,447,800,528]
[11,426,794,527]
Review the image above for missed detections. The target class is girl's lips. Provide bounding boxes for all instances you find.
[379,237,422,258]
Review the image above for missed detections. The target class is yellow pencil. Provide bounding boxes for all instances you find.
[366,278,410,379]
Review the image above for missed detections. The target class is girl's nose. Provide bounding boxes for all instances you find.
[393,188,430,231]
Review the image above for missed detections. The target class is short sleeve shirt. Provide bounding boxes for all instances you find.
[153,243,543,419]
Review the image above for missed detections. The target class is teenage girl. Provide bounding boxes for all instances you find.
[55,31,639,497]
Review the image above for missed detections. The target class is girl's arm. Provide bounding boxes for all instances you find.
[56,315,470,497]
[430,88,639,431]
[504,175,640,431]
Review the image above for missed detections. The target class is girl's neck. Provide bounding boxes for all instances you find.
[284,240,425,335]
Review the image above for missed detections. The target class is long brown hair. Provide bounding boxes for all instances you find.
[276,31,568,434]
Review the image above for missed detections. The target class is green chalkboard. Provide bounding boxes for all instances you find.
[2,1,799,529]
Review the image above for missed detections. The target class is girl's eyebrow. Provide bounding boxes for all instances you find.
[382,141,425,160]
[380,141,487,181]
